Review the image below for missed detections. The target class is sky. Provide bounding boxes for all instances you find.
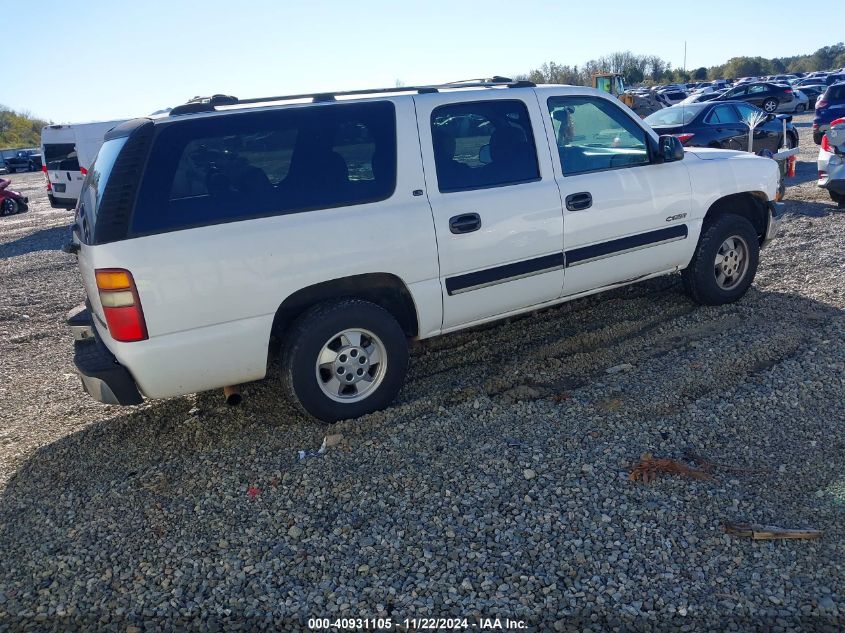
[4,0,827,123]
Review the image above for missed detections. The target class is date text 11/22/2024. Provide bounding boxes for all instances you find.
[308,617,528,630]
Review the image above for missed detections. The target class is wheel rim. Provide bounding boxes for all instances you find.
[714,235,750,290]
[315,328,387,403]
[764,100,777,112]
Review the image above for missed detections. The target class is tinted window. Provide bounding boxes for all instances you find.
[705,105,741,124]
[548,97,649,175]
[43,143,76,166]
[430,100,539,192]
[76,137,127,244]
[133,102,397,235]
[734,103,759,121]
[748,85,767,94]
[828,85,845,101]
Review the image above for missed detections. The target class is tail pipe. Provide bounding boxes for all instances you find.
[223,385,242,406]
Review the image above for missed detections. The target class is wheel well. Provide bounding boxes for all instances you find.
[704,192,768,243]
[270,273,419,349]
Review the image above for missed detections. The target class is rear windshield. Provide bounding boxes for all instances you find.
[644,106,703,127]
[76,137,127,243]
[826,84,845,101]
[43,143,79,171]
[132,101,397,235]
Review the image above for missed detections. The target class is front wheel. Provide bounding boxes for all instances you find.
[762,98,778,113]
[682,214,760,306]
[281,299,409,423]
[1,198,19,216]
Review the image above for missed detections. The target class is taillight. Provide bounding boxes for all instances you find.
[673,133,695,144]
[80,166,88,176]
[95,268,148,342]
[42,165,51,191]
[784,89,792,94]
[822,135,831,152]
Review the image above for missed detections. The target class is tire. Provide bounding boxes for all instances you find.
[795,104,806,114]
[280,298,409,423]
[762,98,778,113]
[27,161,34,172]
[1,198,19,216]
[682,214,760,306]
[830,191,845,208]
[813,131,823,145]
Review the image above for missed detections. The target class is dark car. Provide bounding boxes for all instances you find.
[644,101,798,153]
[714,82,795,113]
[4,149,42,173]
[812,82,845,144]
[798,85,827,109]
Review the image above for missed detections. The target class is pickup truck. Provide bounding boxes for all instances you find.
[4,149,42,173]
[65,79,783,423]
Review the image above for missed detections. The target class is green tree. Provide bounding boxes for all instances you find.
[0,106,48,149]
[693,67,707,80]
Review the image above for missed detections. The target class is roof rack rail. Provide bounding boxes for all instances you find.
[168,78,536,116]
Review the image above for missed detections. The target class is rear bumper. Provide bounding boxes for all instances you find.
[68,305,143,405]
[762,201,784,248]
[49,193,77,209]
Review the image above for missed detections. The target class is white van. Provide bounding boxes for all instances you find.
[41,120,126,208]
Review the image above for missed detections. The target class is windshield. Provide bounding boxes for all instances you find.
[76,137,127,244]
[645,106,704,127]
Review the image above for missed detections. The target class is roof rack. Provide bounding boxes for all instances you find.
[168,78,536,116]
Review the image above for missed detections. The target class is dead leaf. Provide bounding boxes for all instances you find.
[629,453,712,483]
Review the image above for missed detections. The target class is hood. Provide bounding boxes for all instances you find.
[685,147,767,161]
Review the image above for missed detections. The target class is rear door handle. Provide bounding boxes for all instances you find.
[565,192,592,211]
[449,213,481,234]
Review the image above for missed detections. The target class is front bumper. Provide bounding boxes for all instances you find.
[762,201,784,248]
[67,305,143,405]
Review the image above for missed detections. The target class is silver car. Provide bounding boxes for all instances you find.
[785,89,810,114]
[818,119,845,206]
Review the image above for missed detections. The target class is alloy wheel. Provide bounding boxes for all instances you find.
[714,235,750,290]
[315,328,387,403]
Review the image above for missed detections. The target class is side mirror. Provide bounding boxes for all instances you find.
[478,144,492,165]
[659,135,685,163]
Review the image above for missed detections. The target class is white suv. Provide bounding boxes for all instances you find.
[66,78,783,422]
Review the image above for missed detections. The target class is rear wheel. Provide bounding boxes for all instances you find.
[813,131,823,145]
[762,98,778,113]
[795,104,806,114]
[830,191,845,208]
[682,214,760,306]
[281,298,409,423]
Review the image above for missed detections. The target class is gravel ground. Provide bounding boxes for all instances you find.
[0,114,843,631]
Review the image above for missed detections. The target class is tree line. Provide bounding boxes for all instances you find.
[0,105,48,150]
[520,43,845,86]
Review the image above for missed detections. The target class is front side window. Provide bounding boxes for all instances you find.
[748,85,767,94]
[547,97,649,175]
[133,101,397,235]
[430,100,540,192]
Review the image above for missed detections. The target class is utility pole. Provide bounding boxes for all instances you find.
[683,41,687,75]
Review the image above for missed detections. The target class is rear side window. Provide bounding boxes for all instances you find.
[705,105,741,124]
[133,102,397,235]
[828,85,845,101]
[430,100,540,192]
[76,137,127,244]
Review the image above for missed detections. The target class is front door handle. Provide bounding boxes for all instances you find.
[449,213,481,234]
[565,192,592,211]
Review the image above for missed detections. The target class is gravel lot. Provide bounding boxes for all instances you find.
[1,114,843,631]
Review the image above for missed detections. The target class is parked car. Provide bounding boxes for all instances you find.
[4,149,42,173]
[817,117,845,206]
[0,177,29,216]
[678,91,724,105]
[65,80,783,422]
[791,89,810,113]
[798,85,827,109]
[645,101,798,153]
[715,82,795,113]
[812,83,845,144]
[816,73,845,86]
[656,90,688,106]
